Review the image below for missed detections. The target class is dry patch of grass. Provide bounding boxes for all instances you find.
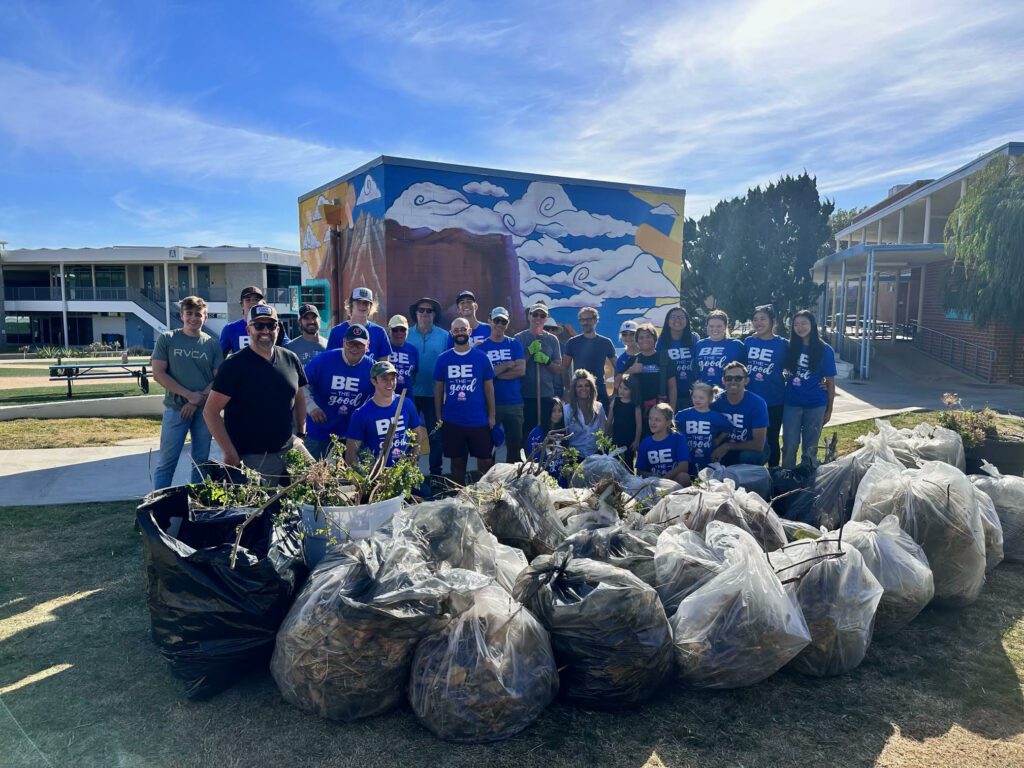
[0,501,1022,767]
[0,418,163,450]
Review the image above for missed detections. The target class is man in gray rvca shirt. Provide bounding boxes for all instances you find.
[150,296,224,490]
[286,303,327,366]
[514,302,563,436]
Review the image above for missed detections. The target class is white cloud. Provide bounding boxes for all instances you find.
[463,180,508,197]
[649,203,678,216]
[517,245,678,304]
[356,174,382,205]
[616,304,676,327]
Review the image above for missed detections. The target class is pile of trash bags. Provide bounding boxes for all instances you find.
[970,460,1024,563]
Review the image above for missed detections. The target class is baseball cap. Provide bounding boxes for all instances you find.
[351,287,374,302]
[456,290,476,304]
[371,360,397,377]
[240,285,264,300]
[247,304,278,323]
[344,323,370,345]
[388,314,409,329]
[620,320,639,334]
[489,306,510,321]
[298,303,320,318]
[528,302,549,316]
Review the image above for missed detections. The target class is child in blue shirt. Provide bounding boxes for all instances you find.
[674,382,733,474]
[636,403,691,485]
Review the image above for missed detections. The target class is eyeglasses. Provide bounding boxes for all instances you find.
[621,331,636,336]
[723,375,745,382]
[252,321,278,331]
[392,327,408,333]
[493,318,509,325]
[530,312,547,318]
[416,307,433,314]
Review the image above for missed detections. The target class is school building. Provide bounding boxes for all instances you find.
[0,245,300,350]
[813,141,1023,383]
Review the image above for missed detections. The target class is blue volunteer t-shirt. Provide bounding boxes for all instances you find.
[663,332,700,392]
[785,342,837,408]
[219,318,290,355]
[445,323,492,349]
[478,336,525,406]
[711,390,770,443]
[694,338,745,386]
[433,347,496,426]
[674,407,734,470]
[388,342,419,394]
[326,321,393,362]
[303,350,374,441]
[347,396,423,466]
[637,432,691,476]
[744,335,789,406]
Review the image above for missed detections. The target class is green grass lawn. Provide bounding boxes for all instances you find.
[0,381,164,406]
[0,417,163,449]
[0,367,49,377]
[1,501,1022,768]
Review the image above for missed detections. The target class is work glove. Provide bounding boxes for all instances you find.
[532,351,550,365]
[527,339,542,355]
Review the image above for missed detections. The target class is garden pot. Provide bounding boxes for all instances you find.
[965,438,1024,476]
[299,495,404,568]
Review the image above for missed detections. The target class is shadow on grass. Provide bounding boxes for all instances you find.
[0,501,1022,768]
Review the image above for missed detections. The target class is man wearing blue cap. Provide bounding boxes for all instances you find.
[478,306,525,462]
[303,322,375,458]
[325,286,393,361]
[345,359,427,467]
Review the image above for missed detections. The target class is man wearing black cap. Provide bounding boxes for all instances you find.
[454,290,490,347]
[286,303,327,366]
[205,304,309,483]
[219,286,289,355]
[408,296,450,477]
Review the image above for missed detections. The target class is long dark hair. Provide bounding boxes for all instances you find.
[657,307,695,351]
[786,310,823,372]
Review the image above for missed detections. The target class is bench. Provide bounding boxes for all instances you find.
[48,361,151,399]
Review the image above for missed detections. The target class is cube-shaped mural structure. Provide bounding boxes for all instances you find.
[298,157,685,342]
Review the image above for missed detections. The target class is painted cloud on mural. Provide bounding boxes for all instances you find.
[356,174,382,205]
[463,180,508,198]
[649,203,679,216]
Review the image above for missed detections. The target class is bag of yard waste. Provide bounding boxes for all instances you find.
[573,453,633,486]
[852,461,986,607]
[672,522,811,688]
[840,516,934,634]
[557,524,660,587]
[874,419,966,472]
[973,487,1004,572]
[812,432,902,530]
[513,552,673,709]
[468,465,567,559]
[970,460,1024,563]
[408,581,558,743]
[137,486,303,700]
[770,464,818,525]
[653,525,726,615]
[770,537,883,677]
[270,537,466,722]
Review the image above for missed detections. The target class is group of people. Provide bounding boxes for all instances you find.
[149,285,837,493]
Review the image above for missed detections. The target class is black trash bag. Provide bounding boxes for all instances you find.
[556,524,660,587]
[770,465,818,525]
[468,466,567,559]
[409,582,559,743]
[513,552,673,709]
[271,537,468,722]
[770,538,883,677]
[137,486,303,700]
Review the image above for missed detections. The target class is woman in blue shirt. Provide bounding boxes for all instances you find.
[782,310,837,469]
[657,306,700,411]
[744,304,789,468]
[694,309,745,386]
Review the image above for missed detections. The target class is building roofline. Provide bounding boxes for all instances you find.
[298,155,686,203]
[834,141,1024,240]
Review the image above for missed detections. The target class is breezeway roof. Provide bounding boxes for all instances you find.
[812,242,947,282]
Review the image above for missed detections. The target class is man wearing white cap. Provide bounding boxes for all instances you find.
[326,286,393,361]
[514,302,563,436]
[387,314,418,394]
[478,306,526,462]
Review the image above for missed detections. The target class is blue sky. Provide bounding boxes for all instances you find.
[1,0,1021,251]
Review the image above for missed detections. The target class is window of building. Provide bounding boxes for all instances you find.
[266,265,300,289]
[95,265,127,289]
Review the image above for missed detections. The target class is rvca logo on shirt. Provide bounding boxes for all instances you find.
[172,348,210,359]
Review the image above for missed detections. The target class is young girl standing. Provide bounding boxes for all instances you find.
[674,382,733,474]
[637,403,691,486]
[744,304,789,467]
[782,310,836,469]
[526,397,570,486]
[694,309,745,387]
[606,373,642,470]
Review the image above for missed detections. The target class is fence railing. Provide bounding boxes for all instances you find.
[912,324,998,382]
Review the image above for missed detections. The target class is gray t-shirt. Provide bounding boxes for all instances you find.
[287,335,327,367]
[152,330,223,410]
[514,330,563,398]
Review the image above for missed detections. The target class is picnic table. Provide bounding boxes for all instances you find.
[48,360,150,398]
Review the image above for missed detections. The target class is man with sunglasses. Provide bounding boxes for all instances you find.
[205,304,309,483]
[709,361,770,466]
[478,306,526,462]
[408,296,450,478]
[514,302,563,436]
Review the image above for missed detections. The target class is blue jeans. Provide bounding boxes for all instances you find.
[153,405,212,490]
[415,396,444,475]
[782,404,828,469]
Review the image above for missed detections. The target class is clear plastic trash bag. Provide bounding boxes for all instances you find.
[970,460,1024,563]
[654,524,726,615]
[557,523,660,587]
[973,486,1004,572]
[707,463,773,500]
[873,419,966,472]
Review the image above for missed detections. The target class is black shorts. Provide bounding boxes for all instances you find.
[442,422,493,459]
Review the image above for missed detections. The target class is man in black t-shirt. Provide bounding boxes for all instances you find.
[563,306,616,408]
[204,304,311,483]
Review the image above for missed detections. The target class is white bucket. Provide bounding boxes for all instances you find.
[299,494,404,567]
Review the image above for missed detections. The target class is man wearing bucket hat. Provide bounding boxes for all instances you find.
[345,359,427,468]
[326,286,393,361]
[407,296,450,478]
[205,304,308,483]
[219,286,290,356]
[386,314,418,395]
[514,301,563,436]
[303,322,375,459]
[478,306,526,462]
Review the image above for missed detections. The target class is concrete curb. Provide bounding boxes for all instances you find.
[0,395,163,422]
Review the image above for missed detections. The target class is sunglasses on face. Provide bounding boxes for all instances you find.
[723,375,745,382]
[392,327,408,332]
[530,312,547,318]
[493,318,509,325]
[416,307,434,314]
[252,321,278,331]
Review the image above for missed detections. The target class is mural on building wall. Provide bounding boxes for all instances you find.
[299,163,684,339]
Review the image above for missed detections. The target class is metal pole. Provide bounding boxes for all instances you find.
[862,249,875,379]
[163,262,171,329]
[59,262,69,346]
[839,260,847,359]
